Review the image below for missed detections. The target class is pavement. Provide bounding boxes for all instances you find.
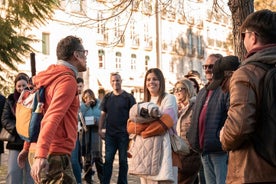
[0,144,140,184]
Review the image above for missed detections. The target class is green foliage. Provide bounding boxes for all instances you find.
[0,0,58,95]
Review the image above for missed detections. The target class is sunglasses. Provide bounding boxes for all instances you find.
[241,31,258,40]
[174,87,186,93]
[202,64,214,70]
[76,49,88,57]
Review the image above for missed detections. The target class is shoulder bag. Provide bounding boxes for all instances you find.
[158,118,190,155]
[0,128,15,142]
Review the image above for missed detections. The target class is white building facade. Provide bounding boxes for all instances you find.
[19,0,233,101]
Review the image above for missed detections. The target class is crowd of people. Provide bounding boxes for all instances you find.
[0,9,276,184]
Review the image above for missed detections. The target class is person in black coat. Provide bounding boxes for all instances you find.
[0,94,6,159]
[1,73,34,184]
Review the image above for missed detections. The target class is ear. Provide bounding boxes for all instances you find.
[252,32,258,44]
[73,51,79,58]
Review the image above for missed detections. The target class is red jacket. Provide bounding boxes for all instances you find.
[23,64,79,158]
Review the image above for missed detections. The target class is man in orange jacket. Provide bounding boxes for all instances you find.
[17,35,87,183]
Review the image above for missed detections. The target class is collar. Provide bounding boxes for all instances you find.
[57,60,78,77]
[245,44,276,58]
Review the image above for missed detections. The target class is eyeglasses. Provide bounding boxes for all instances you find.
[76,49,88,57]
[174,87,186,93]
[241,31,258,40]
[202,64,214,70]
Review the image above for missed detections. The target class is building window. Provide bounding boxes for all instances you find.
[197,35,204,58]
[115,52,122,70]
[130,19,139,48]
[97,12,104,34]
[169,59,174,73]
[98,49,105,68]
[145,56,150,71]
[131,54,136,71]
[187,29,195,56]
[144,22,152,50]
[42,33,50,55]
[96,12,108,44]
[142,0,152,15]
[130,19,135,40]
[115,17,121,38]
[115,17,124,46]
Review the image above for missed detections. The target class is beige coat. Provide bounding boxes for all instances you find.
[176,100,202,184]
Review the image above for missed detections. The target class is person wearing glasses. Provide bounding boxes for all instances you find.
[187,53,229,184]
[220,10,276,184]
[184,70,202,93]
[173,79,202,184]
[17,35,87,183]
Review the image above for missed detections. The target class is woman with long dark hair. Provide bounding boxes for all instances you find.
[80,89,103,184]
[1,73,34,184]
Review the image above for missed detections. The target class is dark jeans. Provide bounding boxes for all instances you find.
[102,133,129,184]
[71,138,82,183]
[84,155,104,183]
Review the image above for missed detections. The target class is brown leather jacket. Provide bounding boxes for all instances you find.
[220,45,276,184]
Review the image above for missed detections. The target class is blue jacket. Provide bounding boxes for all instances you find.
[187,86,229,154]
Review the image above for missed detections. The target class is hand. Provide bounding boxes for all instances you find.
[220,127,224,142]
[98,129,105,140]
[31,157,49,183]
[17,150,28,168]
[85,100,95,107]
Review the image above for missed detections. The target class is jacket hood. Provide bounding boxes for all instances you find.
[242,45,276,66]
[32,64,75,88]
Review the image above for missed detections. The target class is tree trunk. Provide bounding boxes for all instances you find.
[228,0,254,61]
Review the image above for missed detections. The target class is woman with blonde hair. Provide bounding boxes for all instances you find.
[174,78,201,184]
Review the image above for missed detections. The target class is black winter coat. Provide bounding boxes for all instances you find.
[1,94,24,151]
[0,94,6,154]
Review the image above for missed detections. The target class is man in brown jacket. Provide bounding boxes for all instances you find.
[219,9,276,184]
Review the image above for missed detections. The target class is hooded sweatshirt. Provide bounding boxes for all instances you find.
[23,64,79,158]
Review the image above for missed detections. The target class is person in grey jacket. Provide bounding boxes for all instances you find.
[187,54,229,184]
[220,9,276,184]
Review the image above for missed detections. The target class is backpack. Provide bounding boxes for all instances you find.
[15,87,45,142]
[249,61,276,166]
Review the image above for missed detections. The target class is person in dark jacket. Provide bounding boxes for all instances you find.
[187,54,229,184]
[1,73,34,184]
[0,94,6,161]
